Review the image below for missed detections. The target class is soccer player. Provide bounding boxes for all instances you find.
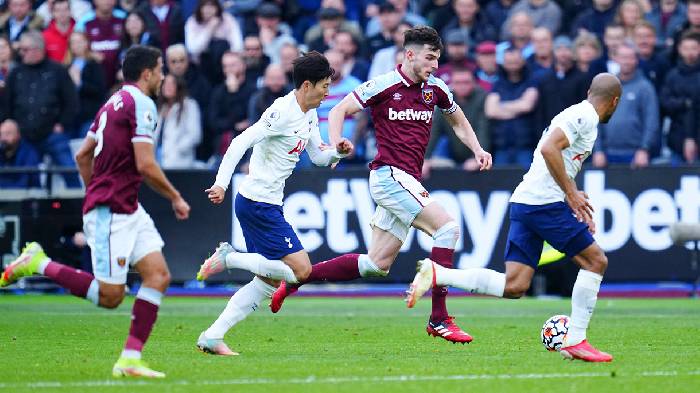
[194,51,352,355]
[269,26,493,344]
[406,73,622,362]
[0,46,191,377]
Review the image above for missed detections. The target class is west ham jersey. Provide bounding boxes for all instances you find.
[351,65,457,179]
[83,85,158,214]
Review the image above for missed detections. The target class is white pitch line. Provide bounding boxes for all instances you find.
[1,370,699,389]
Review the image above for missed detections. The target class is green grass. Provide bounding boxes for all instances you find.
[1,295,699,392]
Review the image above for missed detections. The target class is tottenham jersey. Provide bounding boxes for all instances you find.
[216,91,320,205]
[510,100,599,205]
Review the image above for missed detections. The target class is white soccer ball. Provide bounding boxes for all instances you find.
[541,314,570,352]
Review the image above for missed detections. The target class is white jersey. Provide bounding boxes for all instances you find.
[510,100,599,205]
[214,90,345,205]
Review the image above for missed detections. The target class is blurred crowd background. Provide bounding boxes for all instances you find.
[0,0,699,190]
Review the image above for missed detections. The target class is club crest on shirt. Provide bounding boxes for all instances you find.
[117,257,127,267]
[422,88,434,104]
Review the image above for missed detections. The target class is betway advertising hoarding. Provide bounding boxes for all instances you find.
[174,166,699,284]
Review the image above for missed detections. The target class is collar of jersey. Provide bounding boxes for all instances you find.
[395,64,415,86]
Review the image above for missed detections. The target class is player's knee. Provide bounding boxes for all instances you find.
[591,253,608,275]
[433,221,460,249]
[503,281,530,299]
[295,263,312,282]
[99,286,125,309]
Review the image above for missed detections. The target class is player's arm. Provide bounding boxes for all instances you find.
[207,123,266,204]
[306,124,352,167]
[540,127,593,223]
[328,94,363,145]
[443,105,492,171]
[74,134,97,185]
[134,142,190,220]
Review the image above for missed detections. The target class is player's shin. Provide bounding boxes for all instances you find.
[429,222,459,322]
[304,253,362,283]
[43,261,100,305]
[205,277,275,339]
[434,266,506,297]
[122,287,163,359]
[566,269,603,346]
[225,253,299,283]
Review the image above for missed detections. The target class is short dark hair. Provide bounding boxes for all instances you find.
[122,45,161,82]
[404,26,443,52]
[194,0,222,24]
[680,30,700,45]
[292,51,334,89]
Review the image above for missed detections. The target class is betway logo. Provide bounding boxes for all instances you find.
[388,108,432,123]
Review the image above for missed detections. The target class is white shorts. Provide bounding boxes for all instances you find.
[83,204,164,285]
[369,165,434,242]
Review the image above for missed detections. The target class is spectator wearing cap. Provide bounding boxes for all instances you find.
[501,0,562,40]
[633,21,671,93]
[485,47,539,168]
[475,41,499,91]
[304,0,362,49]
[306,7,345,53]
[424,68,489,176]
[435,29,476,85]
[253,2,295,64]
[660,31,700,164]
[526,27,553,80]
[534,35,590,133]
[593,42,659,168]
[441,0,498,45]
[0,0,44,44]
[366,2,402,57]
[496,11,534,64]
[369,21,411,79]
[647,0,687,48]
[184,0,243,65]
[0,119,40,188]
[136,0,185,54]
[570,0,617,40]
[484,0,516,34]
[366,0,426,37]
[332,29,370,81]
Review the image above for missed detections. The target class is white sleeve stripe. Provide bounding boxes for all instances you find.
[86,131,97,139]
[131,136,154,144]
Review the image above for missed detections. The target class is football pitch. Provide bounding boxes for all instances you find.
[1,295,699,392]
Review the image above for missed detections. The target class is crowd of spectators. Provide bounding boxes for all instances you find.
[0,0,698,188]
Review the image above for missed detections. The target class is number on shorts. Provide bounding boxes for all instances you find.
[94,111,108,157]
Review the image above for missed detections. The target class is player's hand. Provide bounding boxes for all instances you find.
[585,217,596,235]
[631,149,649,169]
[684,138,698,163]
[565,190,594,223]
[462,158,480,172]
[474,149,492,171]
[336,138,354,155]
[205,185,226,204]
[172,197,190,220]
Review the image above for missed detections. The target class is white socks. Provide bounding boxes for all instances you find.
[358,254,387,277]
[434,264,506,297]
[204,277,276,339]
[567,269,603,346]
[225,253,299,283]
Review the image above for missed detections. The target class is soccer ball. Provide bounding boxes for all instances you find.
[541,315,570,352]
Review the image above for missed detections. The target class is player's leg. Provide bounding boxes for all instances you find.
[270,224,402,312]
[0,242,102,304]
[112,206,168,377]
[560,242,612,362]
[198,275,276,355]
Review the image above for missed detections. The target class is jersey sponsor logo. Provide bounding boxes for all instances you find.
[572,151,591,162]
[388,107,433,123]
[288,140,307,155]
[90,40,121,51]
[422,88,434,104]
